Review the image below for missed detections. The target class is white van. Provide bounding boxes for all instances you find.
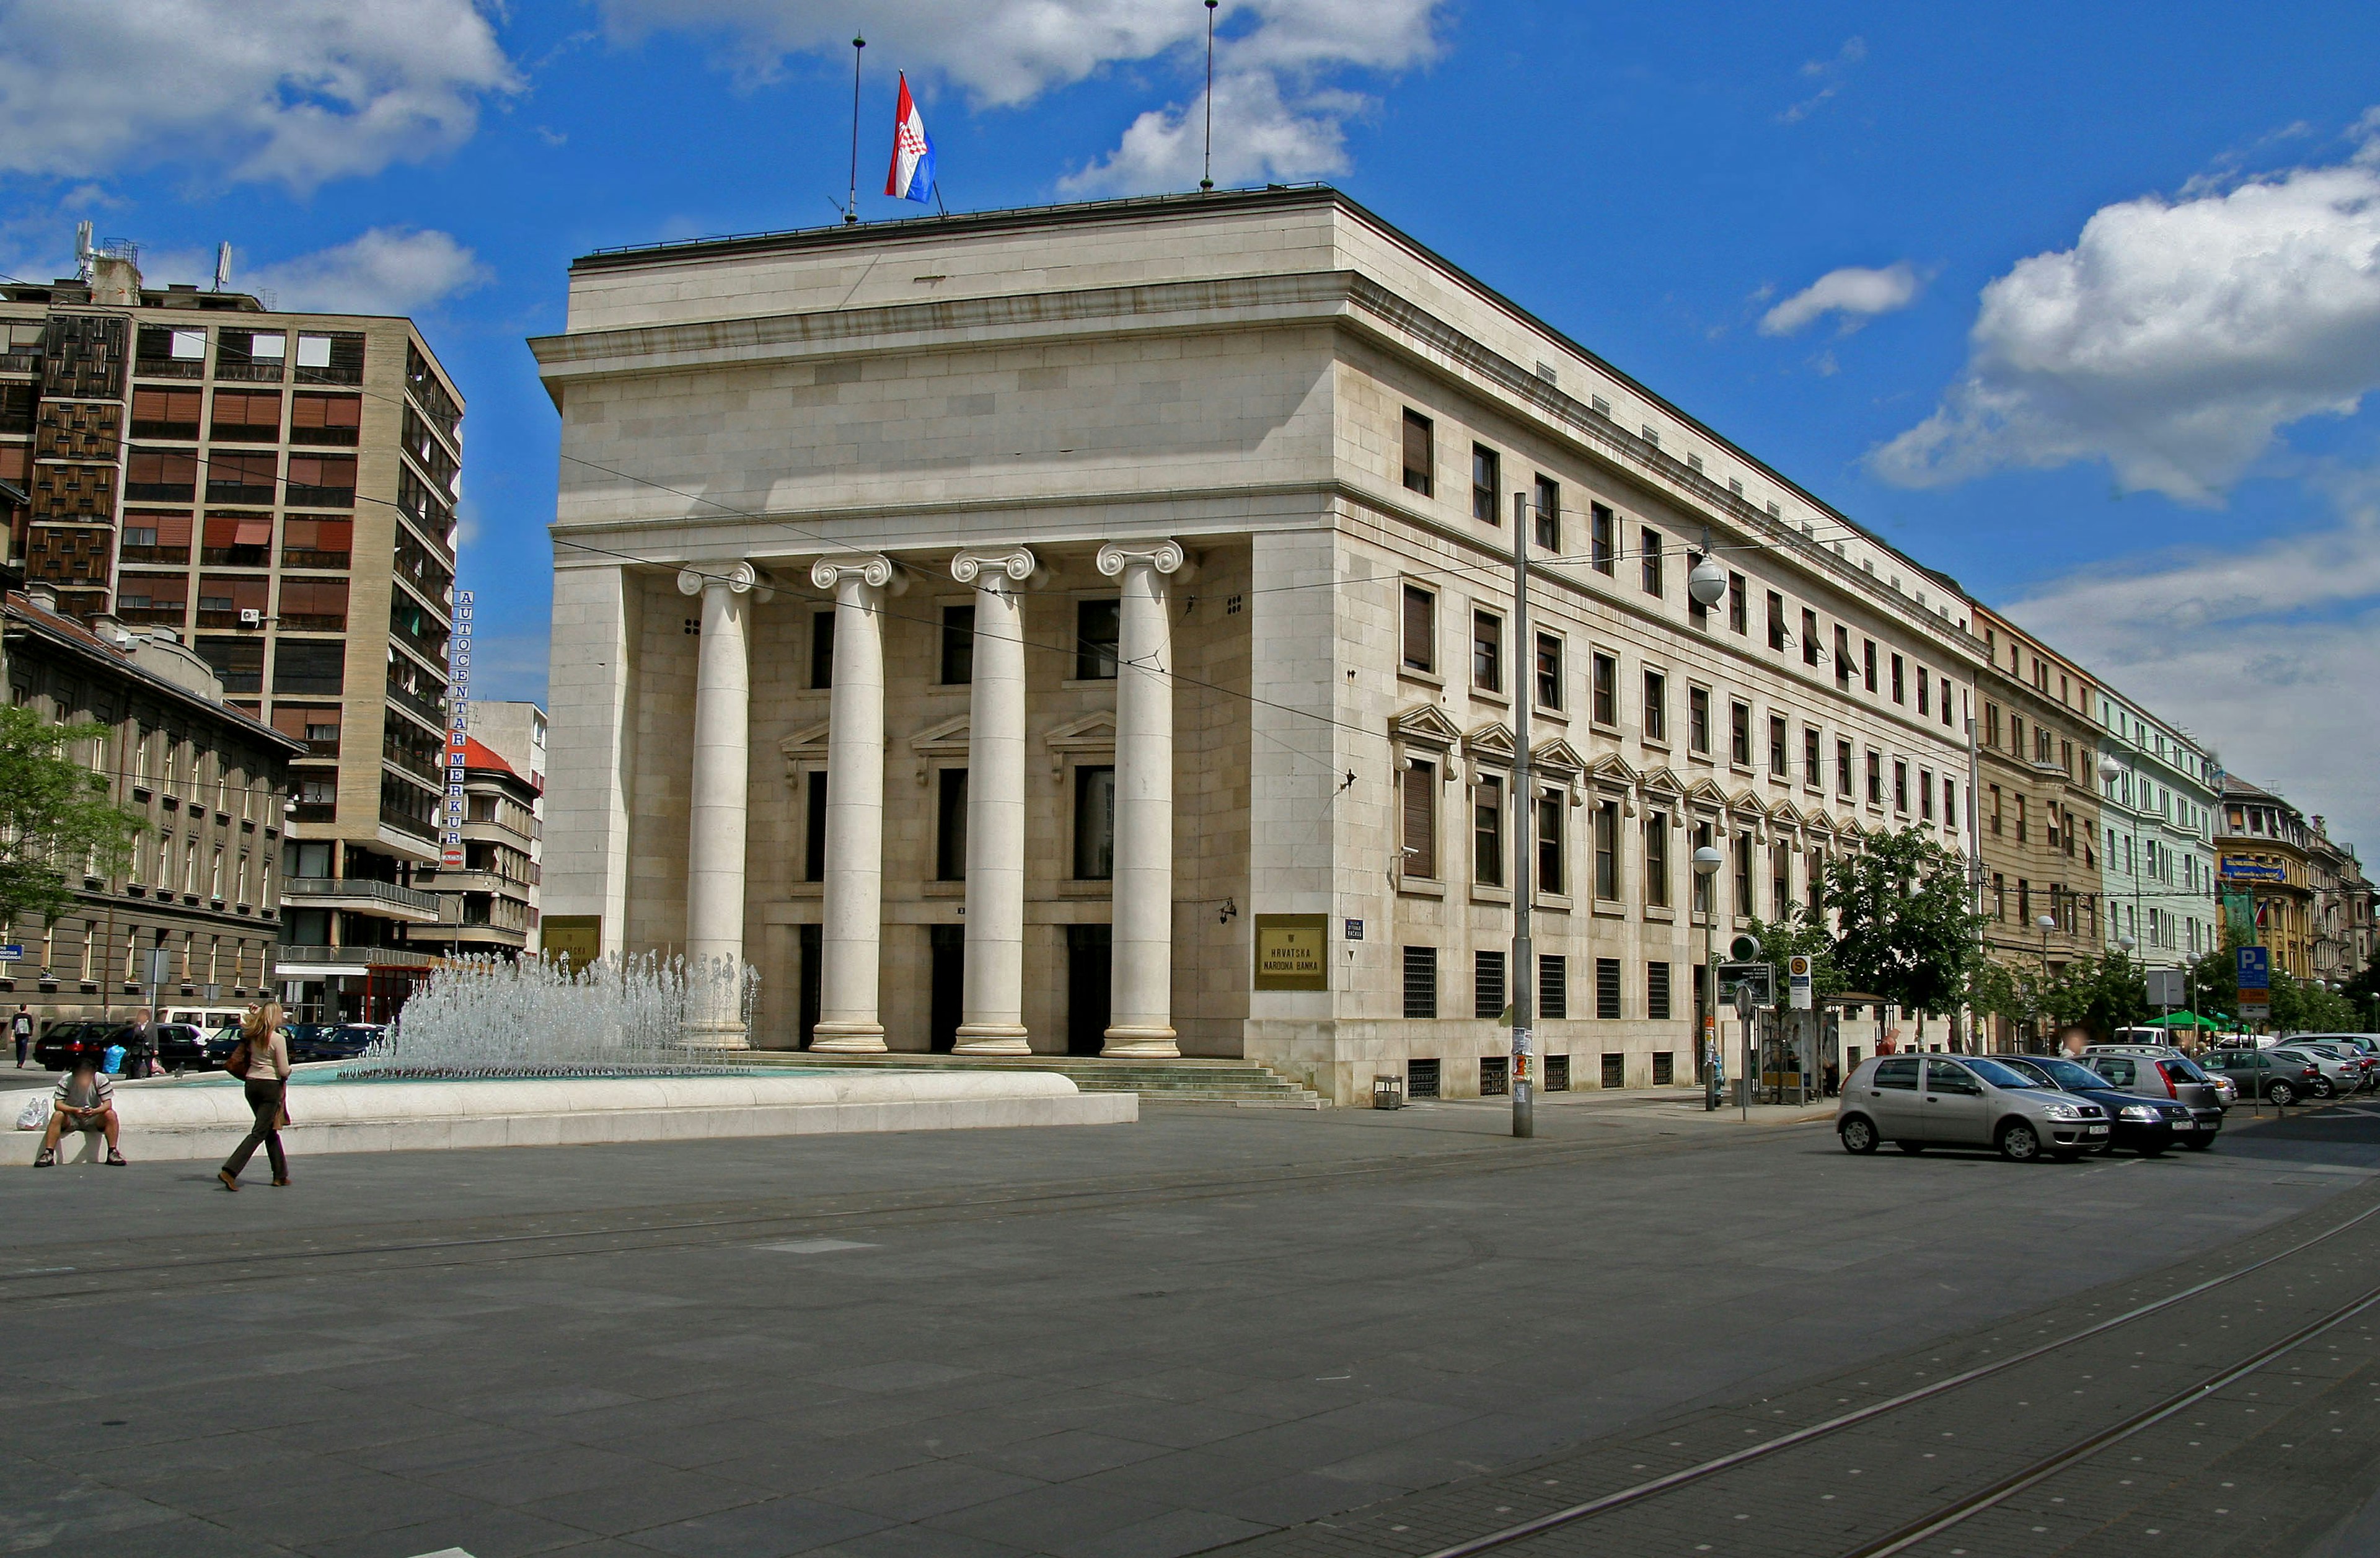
[163,1006,247,1032]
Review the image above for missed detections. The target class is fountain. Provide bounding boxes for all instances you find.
[13,953,1134,1166]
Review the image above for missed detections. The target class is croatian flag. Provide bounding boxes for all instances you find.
[884,73,936,203]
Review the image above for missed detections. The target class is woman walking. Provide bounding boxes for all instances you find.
[218,1002,290,1190]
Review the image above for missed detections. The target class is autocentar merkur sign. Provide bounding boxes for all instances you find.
[441,589,474,869]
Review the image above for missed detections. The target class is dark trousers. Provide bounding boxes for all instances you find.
[223,1078,287,1180]
[12,1030,25,1064]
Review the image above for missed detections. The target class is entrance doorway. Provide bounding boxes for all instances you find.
[1066,924,1111,1056]
[928,925,964,1054]
[796,924,821,1049]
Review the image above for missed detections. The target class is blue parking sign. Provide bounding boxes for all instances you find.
[2237,946,2270,989]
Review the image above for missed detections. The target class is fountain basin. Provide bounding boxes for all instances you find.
[14,1069,1135,1165]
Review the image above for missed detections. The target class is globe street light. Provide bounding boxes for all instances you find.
[1694,843,1725,1108]
[1688,553,1728,609]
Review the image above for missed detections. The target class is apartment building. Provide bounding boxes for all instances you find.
[2218,776,2317,978]
[1,585,300,1024]
[1970,604,2101,1040]
[2306,817,2373,986]
[2092,684,2217,967]
[413,701,545,959]
[534,187,1982,1102]
[0,241,464,1023]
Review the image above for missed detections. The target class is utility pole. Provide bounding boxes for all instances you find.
[1509,490,1533,1140]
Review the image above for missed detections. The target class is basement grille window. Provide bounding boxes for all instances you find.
[1407,1058,1441,1099]
[1546,1055,1570,1092]
[1402,946,1437,1019]
[1473,950,1505,1020]
[1480,1056,1509,1097]
[1538,955,1567,1020]
[1653,1051,1676,1086]
[1595,957,1622,1020]
[1601,1053,1626,1089]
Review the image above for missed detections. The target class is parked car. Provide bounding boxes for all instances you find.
[2268,1046,2363,1099]
[2198,1047,2319,1105]
[2003,1055,2216,1154]
[151,1023,212,1073]
[162,1005,249,1034]
[289,1023,384,1062]
[1836,1055,2111,1162]
[32,1020,131,1071]
[2076,1048,2227,1138]
[201,1023,246,1068]
[2285,1040,2379,1092]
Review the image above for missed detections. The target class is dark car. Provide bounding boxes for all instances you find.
[289,1023,382,1062]
[2003,1055,2214,1154]
[151,1023,211,1073]
[2075,1050,2226,1141]
[32,1020,130,1071]
[2199,1046,2319,1105]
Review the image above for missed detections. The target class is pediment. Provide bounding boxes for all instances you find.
[1391,702,1463,750]
[1641,765,1687,800]
[778,720,832,780]
[1685,777,1733,813]
[1044,710,1117,774]
[1530,738,1586,776]
[1770,800,1806,830]
[1463,721,1515,763]
[909,712,972,754]
[1585,751,1640,790]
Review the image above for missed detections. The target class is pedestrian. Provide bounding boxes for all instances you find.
[2060,1029,2089,1060]
[11,1005,30,1068]
[34,1043,126,1166]
[216,1002,290,1191]
[124,1013,154,1079]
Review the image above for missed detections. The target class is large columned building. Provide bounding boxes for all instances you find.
[533,188,1982,1104]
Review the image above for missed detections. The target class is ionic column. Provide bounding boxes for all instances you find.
[809,554,897,1052]
[1096,540,1188,1058]
[950,547,1037,1053]
[676,562,768,1048]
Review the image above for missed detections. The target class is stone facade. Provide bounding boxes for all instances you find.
[533,188,1984,1104]
[2089,683,2218,970]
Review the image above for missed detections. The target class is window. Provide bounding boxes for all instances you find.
[940,605,975,685]
[1402,759,1437,879]
[1533,474,1559,549]
[1590,652,1616,726]
[1863,639,1878,693]
[280,516,351,568]
[1590,503,1615,574]
[1471,611,1502,693]
[1540,956,1567,1020]
[1866,751,1883,805]
[1727,572,1747,634]
[1401,585,1435,674]
[1734,833,1753,917]
[126,448,198,501]
[1802,608,1821,667]
[1474,775,1504,888]
[1073,764,1115,880]
[1692,821,1714,914]
[1920,769,1935,821]
[1644,812,1670,906]
[1595,957,1622,1020]
[803,772,827,882]
[1401,410,1434,495]
[294,332,364,384]
[2016,793,2028,843]
[1835,626,1853,689]
[1535,634,1562,710]
[809,610,834,689]
[285,453,354,507]
[1772,844,1789,914]
[1538,789,1563,894]
[1687,556,1709,629]
[1075,599,1120,679]
[1766,590,1786,651]
[1594,799,1620,901]
[1890,653,1906,704]
[1688,687,1711,755]
[1729,700,1752,767]
[1647,962,1672,1021]
[1807,850,1826,914]
[1474,950,1505,1020]
[1767,714,1787,776]
[2018,879,2031,924]
[1643,670,1667,743]
[1916,667,1930,716]
[1641,528,1664,596]
[935,769,968,880]
[1803,727,1820,786]
[1472,444,1501,524]
[130,387,200,440]
[289,392,362,446]
[1403,946,1438,1018]
[210,389,281,443]
[1893,760,1909,813]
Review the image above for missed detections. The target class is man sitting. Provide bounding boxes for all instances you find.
[35,1045,126,1166]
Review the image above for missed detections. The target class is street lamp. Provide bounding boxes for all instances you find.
[2035,913,2058,1052]
[1694,843,1725,1109]
[1688,552,1728,609]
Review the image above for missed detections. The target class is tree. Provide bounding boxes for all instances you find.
[0,705,147,926]
[1821,828,1986,1020]
[1742,908,1848,1001]
[2036,952,2148,1040]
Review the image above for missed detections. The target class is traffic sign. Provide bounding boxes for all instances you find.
[1732,981,1755,1021]
[2237,946,2270,988]
[1787,954,1814,1011]
[0,943,20,962]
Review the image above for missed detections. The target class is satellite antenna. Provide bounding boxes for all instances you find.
[74,221,94,281]
[212,242,232,292]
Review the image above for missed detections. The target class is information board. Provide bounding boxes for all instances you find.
[1252,914,1329,991]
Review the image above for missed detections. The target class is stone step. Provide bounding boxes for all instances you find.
[744,1050,1327,1107]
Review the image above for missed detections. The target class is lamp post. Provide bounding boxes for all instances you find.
[2035,912,2057,1051]
[1694,843,1725,1108]
[1509,491,1535,1141]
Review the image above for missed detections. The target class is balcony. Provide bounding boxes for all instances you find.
[273,943,434,977]
[281,875,443,923]
[387,679,446,728]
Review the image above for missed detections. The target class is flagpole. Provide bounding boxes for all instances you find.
[846,36,865,224]
[1200,0,1219,192]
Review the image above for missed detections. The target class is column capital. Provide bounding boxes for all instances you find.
[676,560,773,601]
[950,546,1039,587]
[811,552,901,593]
[1096,539,1189,579]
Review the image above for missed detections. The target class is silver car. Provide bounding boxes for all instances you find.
[1837,1055,2112,1162]
[2268,1045,2363,1099]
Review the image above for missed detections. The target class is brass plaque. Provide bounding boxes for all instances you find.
[1252,914,1329,992]
[542,915,602,971]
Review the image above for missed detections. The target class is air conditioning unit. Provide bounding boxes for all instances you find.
[238,608,263,626]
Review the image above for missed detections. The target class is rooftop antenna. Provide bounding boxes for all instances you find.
[846,36,865,224]
[1199,0,1219,192]
[211,242,232,293]
[74,220,94,281]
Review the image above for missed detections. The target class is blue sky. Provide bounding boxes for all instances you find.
[4,1,2379,841]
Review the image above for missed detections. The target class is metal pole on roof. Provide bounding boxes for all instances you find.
[846,38,866,224]
[1510,490,1533,1140]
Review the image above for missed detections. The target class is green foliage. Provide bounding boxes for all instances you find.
[2270,970,2359,1034]
[2038,952,2149,1040]
[1820,828,1986,1016]
[1965,958,2031,1026]
[0,705,147,926]
[1742,909,1849,999]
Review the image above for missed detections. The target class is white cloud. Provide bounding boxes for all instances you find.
[2004,468,2380,849]
[1871,123,2380,502]
[593,0,1442,193]
[1779,35,1864,125]
[221,229,490,316]
[0,0,519,188]
[1759,262,1921,337]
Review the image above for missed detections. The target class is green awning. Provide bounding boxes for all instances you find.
[2143,1010,2230,1030]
